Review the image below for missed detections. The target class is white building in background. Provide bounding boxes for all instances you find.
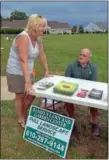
[2,20,72,35]
[84,22,107,33]
[47,21,71,34]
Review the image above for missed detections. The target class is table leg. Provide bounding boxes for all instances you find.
[53,100,55,111]
[44,98,47,108]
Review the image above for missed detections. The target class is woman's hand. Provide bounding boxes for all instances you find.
[44,70,49,77]
[24,82,33,94]
[44,70,53,77]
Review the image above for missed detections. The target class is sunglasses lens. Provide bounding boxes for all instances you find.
[38,15,42,18]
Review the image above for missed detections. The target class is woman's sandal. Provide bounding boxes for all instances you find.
[18,121,25,129]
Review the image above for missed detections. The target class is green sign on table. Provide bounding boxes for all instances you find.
[23,105,75,158]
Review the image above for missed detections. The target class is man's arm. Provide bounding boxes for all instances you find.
[65,63,73,77]
[90,64,98,81]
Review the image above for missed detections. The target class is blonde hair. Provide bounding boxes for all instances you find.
[25,14,47,36]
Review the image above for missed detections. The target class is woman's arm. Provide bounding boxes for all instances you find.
[16,35,32,92]
[38,38,49,77]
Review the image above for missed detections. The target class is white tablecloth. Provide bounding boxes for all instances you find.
[32,75,108,110]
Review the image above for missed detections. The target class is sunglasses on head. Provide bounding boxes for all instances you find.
[37,15,42,18]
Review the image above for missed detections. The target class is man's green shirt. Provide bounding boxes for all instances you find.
[65,61,97,81]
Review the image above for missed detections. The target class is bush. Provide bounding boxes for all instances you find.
[0,28,23,34]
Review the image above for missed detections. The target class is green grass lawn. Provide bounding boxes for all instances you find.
[1,101,108,159]
[1,33,108,82]
[1,34,108,159]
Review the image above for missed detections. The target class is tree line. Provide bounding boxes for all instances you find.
[1,10,84,34]
[1,10,28,20]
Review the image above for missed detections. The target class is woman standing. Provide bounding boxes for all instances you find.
[6,14,49,128]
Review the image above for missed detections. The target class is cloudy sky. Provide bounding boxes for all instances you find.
[1,1,108,26]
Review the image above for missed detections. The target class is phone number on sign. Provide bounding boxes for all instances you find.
[26,129,65,152]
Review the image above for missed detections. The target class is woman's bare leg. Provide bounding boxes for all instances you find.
[23,94,35,117]
[15,93,25,126]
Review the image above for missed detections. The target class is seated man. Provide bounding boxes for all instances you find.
[65,48,100,136]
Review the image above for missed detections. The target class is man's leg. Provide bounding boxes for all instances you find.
[64,103,77,143]
[90,107,98,124]
[90,107,100,136]
[64,103,75,117]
